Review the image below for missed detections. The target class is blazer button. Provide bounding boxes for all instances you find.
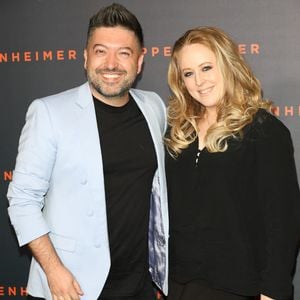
[87,209,94,217]
[81,179,87,185]
[94,241,101,248]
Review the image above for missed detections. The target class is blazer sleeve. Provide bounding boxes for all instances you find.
[7,99,57,246]
[256,114,300,299]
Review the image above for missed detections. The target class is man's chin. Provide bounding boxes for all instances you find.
[100,89,127,98]
[88,79,131,99]
[93,88,129,100]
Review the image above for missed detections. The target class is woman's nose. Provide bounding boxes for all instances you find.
[195,72,205,86]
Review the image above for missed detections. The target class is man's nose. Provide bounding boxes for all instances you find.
[105,52,119,69]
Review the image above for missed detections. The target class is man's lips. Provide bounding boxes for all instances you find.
[96,69,126,76]
[95,69,127,82]
[102,73,123,79]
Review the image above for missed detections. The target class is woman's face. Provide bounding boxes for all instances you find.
[177,43,224,112]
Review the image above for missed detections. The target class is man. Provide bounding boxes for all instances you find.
[7,3,168,300]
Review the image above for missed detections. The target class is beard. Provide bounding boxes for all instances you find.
[86,67,136,99]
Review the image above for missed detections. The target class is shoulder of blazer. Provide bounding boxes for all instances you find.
[129,88,167,134]
[37,82,92,110]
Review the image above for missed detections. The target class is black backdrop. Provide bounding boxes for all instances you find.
[1,0,300,298]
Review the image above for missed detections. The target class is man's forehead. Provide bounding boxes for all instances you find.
[87,27,140,50]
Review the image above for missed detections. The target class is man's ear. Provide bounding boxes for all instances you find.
[137,53,144,75]
[83,49,88,70]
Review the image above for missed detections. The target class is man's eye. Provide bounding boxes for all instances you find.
[120,51,130,57]
[95,49,105,55]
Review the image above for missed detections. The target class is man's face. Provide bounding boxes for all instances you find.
[84,26,144,106]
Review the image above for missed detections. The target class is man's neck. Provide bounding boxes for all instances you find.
[91,88,130,107]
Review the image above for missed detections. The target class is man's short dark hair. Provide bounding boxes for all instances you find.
[87,3,144,48]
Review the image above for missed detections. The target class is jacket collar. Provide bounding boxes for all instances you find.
[76,82,93,109]
[76,82,138,110]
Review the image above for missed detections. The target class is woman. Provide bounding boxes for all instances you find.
[165,27,300,300]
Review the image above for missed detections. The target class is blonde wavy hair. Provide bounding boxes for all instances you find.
[165,27,272,156]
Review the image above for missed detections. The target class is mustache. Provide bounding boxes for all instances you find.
[95,68,127,74]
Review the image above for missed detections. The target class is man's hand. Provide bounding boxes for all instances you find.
[28,234,84,300]
[47,264,83,300]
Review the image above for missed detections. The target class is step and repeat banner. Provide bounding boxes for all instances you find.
[1,0,300,298]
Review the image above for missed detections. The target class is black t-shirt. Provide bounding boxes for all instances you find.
[93,95,157,297]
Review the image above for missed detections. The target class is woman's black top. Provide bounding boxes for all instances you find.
[166,109,300,299]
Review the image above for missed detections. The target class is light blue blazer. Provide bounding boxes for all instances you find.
[7,82,169,299]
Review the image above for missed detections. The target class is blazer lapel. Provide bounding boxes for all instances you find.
[129,90,164,161]
[74,83,106,205]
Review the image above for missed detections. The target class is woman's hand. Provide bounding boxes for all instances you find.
[260,294,274,300]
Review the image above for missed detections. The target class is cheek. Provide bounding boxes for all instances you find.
[214,71,223,83]
[127,61,139,74]
[87,56,105,68]
[183,80,195,93]
[84,57,93,70]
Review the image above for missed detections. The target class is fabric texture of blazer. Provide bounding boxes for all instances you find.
[7,82,169,299]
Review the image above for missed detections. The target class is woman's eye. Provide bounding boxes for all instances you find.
[183,72,193,78]
[202,65,212,72]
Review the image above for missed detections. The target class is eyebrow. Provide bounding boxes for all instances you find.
[92,44,134,53]
[181,61,213,72]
